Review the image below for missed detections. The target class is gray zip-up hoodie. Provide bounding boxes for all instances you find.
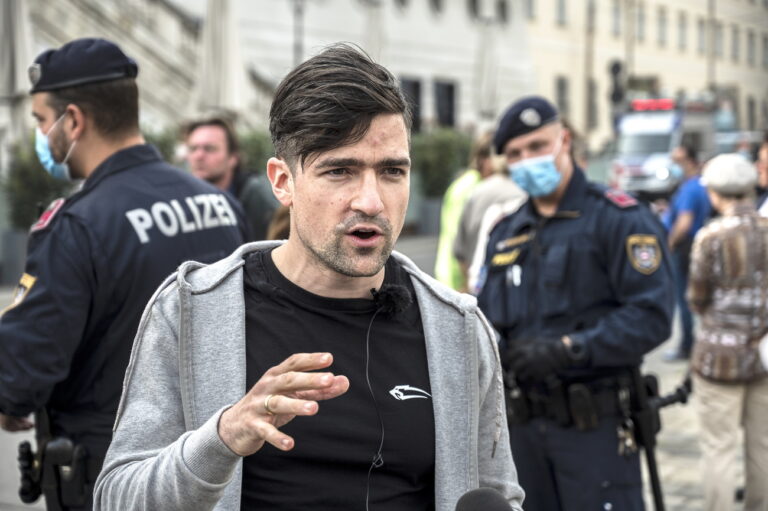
[94,242,524,510]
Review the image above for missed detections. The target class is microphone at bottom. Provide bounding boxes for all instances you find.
[455,487,513,511]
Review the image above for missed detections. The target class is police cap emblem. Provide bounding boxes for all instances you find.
[519,108,541,127]
[28,63,42,87]
[626,234,661,275]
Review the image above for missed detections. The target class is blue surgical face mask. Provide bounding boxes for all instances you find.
[35,114,77,181]
[507,136,563,197]
[668,163,683,180]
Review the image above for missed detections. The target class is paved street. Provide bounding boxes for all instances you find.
[0,235,735,510]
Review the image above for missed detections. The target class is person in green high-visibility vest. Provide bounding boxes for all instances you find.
[434,132,494,291]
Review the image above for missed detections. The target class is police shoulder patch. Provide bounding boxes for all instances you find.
[0,273,37,317]
[604,189,638,208]
[626,234,661,274]
[30,198,66,233]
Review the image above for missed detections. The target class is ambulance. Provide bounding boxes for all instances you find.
[608,98,717,200]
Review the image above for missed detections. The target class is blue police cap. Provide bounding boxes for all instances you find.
[29,38,138,94]
[493,96,559,154]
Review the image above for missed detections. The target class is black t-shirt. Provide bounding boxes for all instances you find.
[241,249,436,510]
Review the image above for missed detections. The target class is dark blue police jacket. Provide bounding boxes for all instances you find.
[0,144,246,455]
[478,167,674,376]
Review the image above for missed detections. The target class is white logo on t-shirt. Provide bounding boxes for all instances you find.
[389,385,431,401]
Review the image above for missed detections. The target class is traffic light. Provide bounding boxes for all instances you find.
[609,60,624,105]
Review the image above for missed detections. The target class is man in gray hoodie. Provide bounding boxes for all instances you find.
[94,44,524,511]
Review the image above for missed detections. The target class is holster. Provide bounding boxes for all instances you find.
[504,371,530,424]
[41,437,89,510]
[568,383,600,431]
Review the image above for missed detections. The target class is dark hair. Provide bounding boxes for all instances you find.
[269,43,411,169]
[679,144,698,164]
[46,78,139,140]
[183,117,240,155]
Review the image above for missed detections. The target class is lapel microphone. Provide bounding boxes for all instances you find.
[370,284,412,318]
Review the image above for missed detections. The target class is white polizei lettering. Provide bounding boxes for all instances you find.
[195,194,220,229]
[185,196,203,230]
[211,195,233,226]
[170,199,196,233]
[125,208,153,244]
[218,195,239,226]
[151,202,179,238]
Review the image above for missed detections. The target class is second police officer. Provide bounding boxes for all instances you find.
[477,96,675,510]
[0,38,246,510]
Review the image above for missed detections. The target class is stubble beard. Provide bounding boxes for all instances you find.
[297,215,395,278]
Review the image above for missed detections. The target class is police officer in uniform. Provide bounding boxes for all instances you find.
[0,38,246,510]
[477,96,674,511]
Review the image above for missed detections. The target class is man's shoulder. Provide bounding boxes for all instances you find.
[680,176,706,195]
[468,175,524,206]
[586,182,639,210]
[392,251,478,312]
[180,241,280,292]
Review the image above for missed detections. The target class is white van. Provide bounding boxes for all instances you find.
[609,98,716,199]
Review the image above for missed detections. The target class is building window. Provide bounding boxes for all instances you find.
[763,101,768,129]
[732,25,740,62]
[697,18,706,55]
[400,78,422,133]
[747,96,756,131]
[434,80,456,127]
[587,79,598,130]
[555,0,566,26]
[763,34,768,68]
[467,0,479,19]
[748,30,756,65]
[526,0,535,20]
[587,0,596,33]
[636,2,645,42]
[677,11,687,51]
[555,76,570,117]
[657,7,667,47]
[612,0,621,37]
[497,0,510,23]
[715,22,724,58]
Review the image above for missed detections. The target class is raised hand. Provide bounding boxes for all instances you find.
[217,352,349,457]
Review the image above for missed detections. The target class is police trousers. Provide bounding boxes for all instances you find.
[510,416,644,511]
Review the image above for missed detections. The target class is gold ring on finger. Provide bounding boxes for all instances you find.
[264,394,277,416]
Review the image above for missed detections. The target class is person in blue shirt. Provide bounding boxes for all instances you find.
[662,145,711,360]
[477,96,675,511]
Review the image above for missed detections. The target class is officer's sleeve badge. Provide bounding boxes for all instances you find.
[30,198,65,233]
[0,273,37,317]
[605,189,638,208]
[626,234,661,274]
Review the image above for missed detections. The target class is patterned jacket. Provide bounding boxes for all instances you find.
[688,203,768,381]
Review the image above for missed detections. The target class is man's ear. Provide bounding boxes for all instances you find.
[65,104,86,141]
[227,153,239,173]
[267,157,293,207]
[561,127,572,149]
